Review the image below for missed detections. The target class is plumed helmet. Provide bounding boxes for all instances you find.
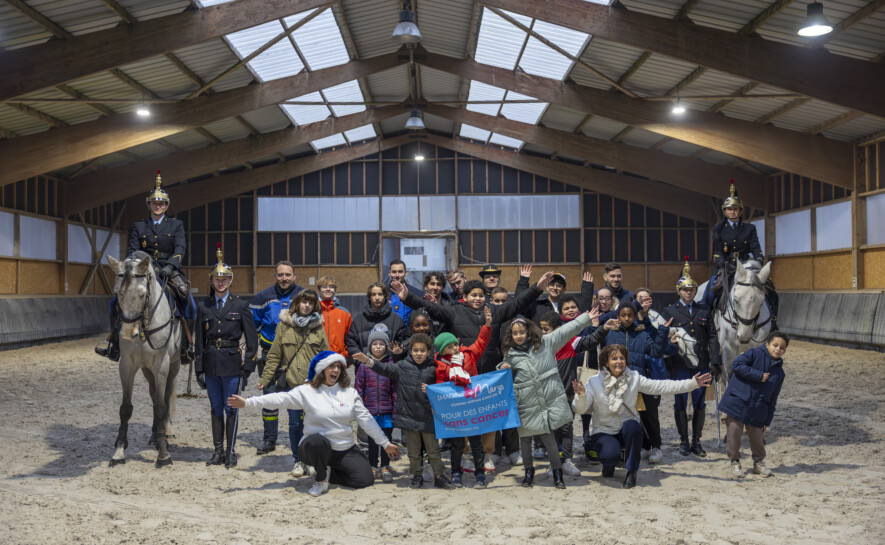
[721,178,743,212]
[676,256,698,290]
[209,243,233,279]
[145,170,170,205]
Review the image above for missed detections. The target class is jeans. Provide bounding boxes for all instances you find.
[672,367,706,411]
[288,409,304,462]
[590,419,643,472]
[205,375,240,418]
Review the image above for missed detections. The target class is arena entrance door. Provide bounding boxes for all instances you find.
[381,235,456,288]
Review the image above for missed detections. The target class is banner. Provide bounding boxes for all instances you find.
[426,370,521,438]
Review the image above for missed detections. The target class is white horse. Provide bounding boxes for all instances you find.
[107,252,181,468]
[696,259,773,388]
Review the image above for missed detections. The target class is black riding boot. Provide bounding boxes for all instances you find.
[206,415,225,466]
[675,409,690,456]
[769,300,779,332]
[180,318,194,364]
[95,314,121,361]
[224,415,238,468]
[552,468,565,489]
[521,467,535,488]
[691,410,707,457]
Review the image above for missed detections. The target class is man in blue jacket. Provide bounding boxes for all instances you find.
[387,259,424,323]
[249,260,303,455]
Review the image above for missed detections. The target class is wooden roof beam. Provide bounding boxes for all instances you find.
[6,0,73,38]
[0,52,404,186]
[482,0,885,119]
[63,106,403,214]
[418,50,853,187]
[0,0,332,101]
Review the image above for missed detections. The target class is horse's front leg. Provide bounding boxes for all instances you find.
[142,368,160,448]
[163,350,180,440]
[153,363,173,468]
[111,362,138,466]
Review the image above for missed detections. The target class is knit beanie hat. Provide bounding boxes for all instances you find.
[308,350,346,381]
[433,332,459,354]
[367,324,391,349]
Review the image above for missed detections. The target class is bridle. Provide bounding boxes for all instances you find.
[117,266,176,350]
[720,279,771,342]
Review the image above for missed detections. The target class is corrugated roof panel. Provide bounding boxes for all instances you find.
[489,133,524,150]
[540,104,585,132]
[620,127,665,148]
[288,8,350,71]
[202,118,252,142]
[500,91,548,125]
[617,0,683,19]
[225,20,304,83]
[124,140,171,160]
[419,67,462,103]
[119,0,190,21]
[162,129,212,151]
[240,105,292,134]
[66,71,134,100]
[755,0,874,55]
[720,95,795,122]
[0,3,51,49]
[195,0,235,6]
[522,143,555,156]
[365,65,410,102]
[581,116,629,140]
[281,91,332,125]
[0,104,50,136]
[418,0,474,59]
[659,138,704,157]
[685,0,766,33]
[92,153,131,169]
[822,115,885,143]
[323,80,366,117]
[518,20,589,80]
[117,55,196,99]
[466,81,506,116]
[680,69,751,97]
[280,143,313,157]
[573,38,647,90]
[822,9,885,61]
[27,0,120,36]
[422,113,455,134]
[624,54,700,96]
[340,0,401,59]
[700,149,740,166]
[312,133,347,150]
[474,7,530,70]
[379,113,410,135]
[17,99,101,128]
[771,100,851,133]
[460,124,491,142]
[172,39,256,93]
[344,124,376,143]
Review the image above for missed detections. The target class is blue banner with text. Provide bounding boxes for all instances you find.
[426,370,520,438]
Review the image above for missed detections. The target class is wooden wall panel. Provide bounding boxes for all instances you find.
[812,252,852,290]
[319,267,382,294]
[0,259,17,294]
[186,266,253,296]
[67,264,91,294]
[20,262,59,294]
[862,248,885,289]
[771,256,813,290]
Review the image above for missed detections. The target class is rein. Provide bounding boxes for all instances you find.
[720,279,771,341]
[117,267,176,350]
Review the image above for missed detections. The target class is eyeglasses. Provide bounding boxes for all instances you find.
[597,296,613,301]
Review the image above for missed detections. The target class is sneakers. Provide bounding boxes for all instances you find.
[304,464,316,477]
[291,461,307,478]
[461,458,475,473]
[380,466,393,483]
[474,473,487,489]
[562,459,581,476]
[372,467,381,480]
[451,472,464,488]
[483,453,496,473]
[308,479,329,497]
[532,447,546,460]
[731,460,744,480]
[753,460,773,477]
[422,463,434,482]
[434,475,456,490]
[585,449,600,465]
[648,448,664,464]
[641,449,651,460]
[410,474,424,488]
[508,451,524,466]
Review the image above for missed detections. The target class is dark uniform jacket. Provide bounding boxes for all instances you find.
[661,301,722,371]
[195,294,258,377]
[712,218,763,266]
[126,216,186,270]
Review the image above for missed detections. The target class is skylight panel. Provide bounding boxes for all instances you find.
[288,9,350,71]
[518,20,589,80]
[344,125,376,143]
[194,0,235,6]
[460,124,491,142]
[281,91,331,125]
[474,8,530,70]
[226,21,304,82]
[312,133,347,150]
[489,133,524,150]
[500,90,548,125]
[323,80,366,117]
[466,81,506,117]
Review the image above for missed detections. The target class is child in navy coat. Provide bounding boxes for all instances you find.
[718,331,789,480]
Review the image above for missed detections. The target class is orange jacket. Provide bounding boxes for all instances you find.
[321,299,353,358]
[434,325,491,384]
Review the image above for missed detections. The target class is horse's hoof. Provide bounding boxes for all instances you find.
[155,457,173,469]
[109,458,126,467]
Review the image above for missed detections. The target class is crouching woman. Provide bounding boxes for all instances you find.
[228,351,400,497]
[571,344,711,489]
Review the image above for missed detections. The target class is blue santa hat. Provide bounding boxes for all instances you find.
[308,351,347,381]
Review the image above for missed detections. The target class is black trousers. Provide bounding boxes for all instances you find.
[298,434,374,489]
[639,394,662,450]
[553,419,574,460]
[451,435,485,476]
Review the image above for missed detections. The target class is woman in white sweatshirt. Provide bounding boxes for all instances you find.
[571,344,711,489]
[228,351,400,497]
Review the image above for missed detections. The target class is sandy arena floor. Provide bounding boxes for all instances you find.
[0,337,883,544]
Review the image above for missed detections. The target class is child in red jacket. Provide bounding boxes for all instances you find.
[433,307,492,488]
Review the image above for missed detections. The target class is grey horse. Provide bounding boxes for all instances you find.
[107,251,181,468]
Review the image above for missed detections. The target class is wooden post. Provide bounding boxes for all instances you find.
[852,144,867,289]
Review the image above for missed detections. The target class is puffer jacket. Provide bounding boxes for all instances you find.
[259,310,328,389]
[346,302,408,363]
[718,345,785,428]
[403,283,543,374]
[354,352,397,416]
[250,284,304,347]
[498,312,592,437]
[320,299,352,358]
[583,319,669,377]
[572,367,699,436]
[435,325,491,384]
[367,354,437,433]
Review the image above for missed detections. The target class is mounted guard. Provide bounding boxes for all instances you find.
[96,170,195,362]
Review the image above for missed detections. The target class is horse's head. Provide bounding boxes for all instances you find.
[108,252,155,340]
[730,261,771,344]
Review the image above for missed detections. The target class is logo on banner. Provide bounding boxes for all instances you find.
[426,370,520,438]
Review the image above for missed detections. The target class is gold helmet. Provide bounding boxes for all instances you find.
[145,170,170,205]
[209,243,233,278]
[721,178,743,213]
[676,256,698,290]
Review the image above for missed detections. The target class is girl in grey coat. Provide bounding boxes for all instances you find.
[498,309,594,488]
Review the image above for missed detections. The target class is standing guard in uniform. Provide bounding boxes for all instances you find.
[194,244,258,468]
[707,180,778,328]
[96,171,194,362]
[662,260,722,458]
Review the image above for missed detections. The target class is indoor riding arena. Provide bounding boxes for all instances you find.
[1,1,883,544]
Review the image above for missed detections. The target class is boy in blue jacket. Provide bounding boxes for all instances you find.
[719,331,789,480]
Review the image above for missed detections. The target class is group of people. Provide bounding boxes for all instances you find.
[99,174,788,495]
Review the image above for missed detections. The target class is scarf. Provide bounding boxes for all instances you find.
[601,367,631,413]
[276,283,296,298]
[293,312,320,328]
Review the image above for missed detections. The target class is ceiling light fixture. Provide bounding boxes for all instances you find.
[672,99,686,115]
[405,108,425,130]
[391,0,422,43]
[415,154,425,161]
[136,104,151,117]
[798,2,833,37]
